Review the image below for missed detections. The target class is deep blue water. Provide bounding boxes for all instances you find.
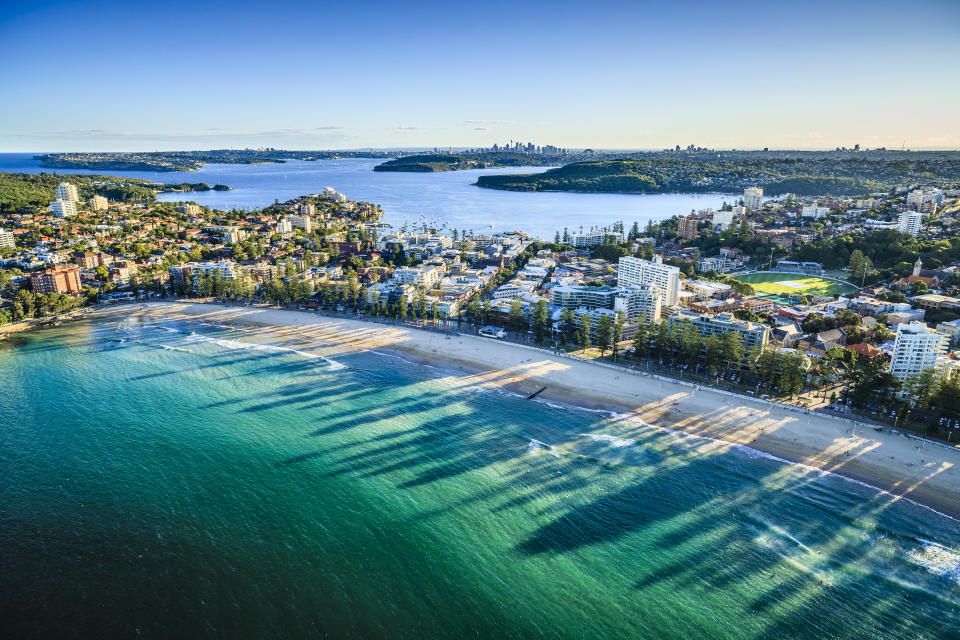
[0,152,732,238]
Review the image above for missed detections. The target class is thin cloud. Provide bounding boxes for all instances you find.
[463,119,515,126]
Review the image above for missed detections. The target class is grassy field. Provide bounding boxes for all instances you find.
[733,272,858,298]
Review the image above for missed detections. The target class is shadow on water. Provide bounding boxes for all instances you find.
[248,362,960,640]
[18,313,957,639]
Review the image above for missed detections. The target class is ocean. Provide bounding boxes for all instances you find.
[2,316,959,638]
[0,153,731,239]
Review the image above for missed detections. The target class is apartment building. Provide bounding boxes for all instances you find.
[617,255,680,306]
[668,310,770,350]
[890,322,947,381]
[897,211,922,235]
[29,266,82,295]
[613,284,662,323]
[569,230,624,248]
[392,265,443,289]
[49,199,77,218]
[711,209,733,230]
[743,187,763,211]
[56,182,79,202]
[0,229,14,249]
[89,195,108,211]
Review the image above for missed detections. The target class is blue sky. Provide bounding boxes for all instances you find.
[2,0,958,151]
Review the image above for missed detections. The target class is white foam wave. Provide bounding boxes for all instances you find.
[907,539,960,584]
[527,439,560,458]
[583,433,634,448]
[185,333,345,370]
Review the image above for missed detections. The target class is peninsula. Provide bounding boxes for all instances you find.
[0,172,228,213]
[475,151,960,196]
[374,152,560,172]
[38,149,394,172]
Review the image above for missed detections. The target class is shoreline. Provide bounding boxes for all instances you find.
[91,301,960,520]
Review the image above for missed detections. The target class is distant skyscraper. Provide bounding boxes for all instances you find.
[56,182,79,202]
[743,187,763,211]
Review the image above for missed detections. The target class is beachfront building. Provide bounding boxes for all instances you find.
[897,211,922,236]
[668,310,770,350]
[168,261,240,287]
[569,230,624,248]
[551,284,618,310]
[49,199,77,218]
[614,283,661,323]
[392,265,443,289]
[743,187,763,211]
[617,255,680,306]
[29,266,82,295]
[890,322,947,382]
[89,195,108,211]
[56,182,79,202]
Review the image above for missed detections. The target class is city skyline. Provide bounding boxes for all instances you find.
[2,0,959,152]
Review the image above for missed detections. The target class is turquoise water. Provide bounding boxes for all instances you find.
[2,317,959,638]
[0,153,731,239]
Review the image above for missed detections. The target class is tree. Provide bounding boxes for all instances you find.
[577,313,591,353]
[532,300,549,345]
[632,322,649,359]
[848,249,872,284]
[560,307,575,344]
[508,297,526,333]
[611,312,625,360]
[733,308,760,322]
[910,280,928,296]
[595,313,613,357]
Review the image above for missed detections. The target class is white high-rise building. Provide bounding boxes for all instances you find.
[0,229,14,249]
[801,205,830,219]
[743,187,763,211]
[890,322,947,382]
[617,255,680,306]
[711,210,733,230]
[276,218,294,235]
[286,215,313,233]
[569,230,624,248]
[49,199,77,218]
[56,182,79,202]
[897,211,922,236]
[614,283,662,323]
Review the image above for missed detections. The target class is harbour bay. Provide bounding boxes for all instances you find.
[0,154,732,239]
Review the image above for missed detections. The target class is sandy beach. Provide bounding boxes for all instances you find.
[96,301,960,519]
